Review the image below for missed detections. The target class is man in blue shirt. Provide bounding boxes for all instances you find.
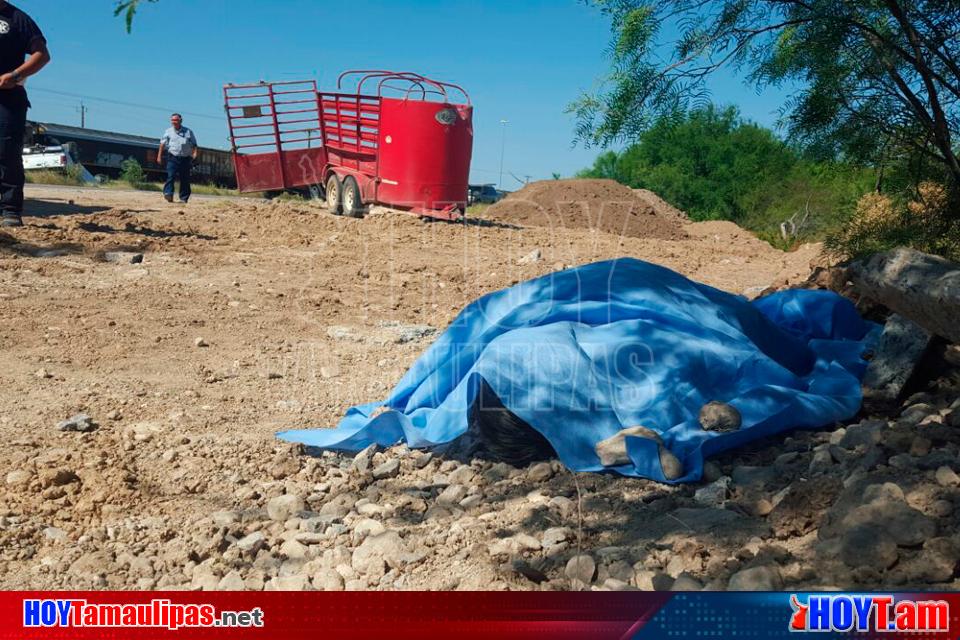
[157,113,198,203]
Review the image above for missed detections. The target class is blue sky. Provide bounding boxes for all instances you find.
[23,0,790,186]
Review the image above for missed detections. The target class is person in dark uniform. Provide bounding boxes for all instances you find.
[0,1,49,228]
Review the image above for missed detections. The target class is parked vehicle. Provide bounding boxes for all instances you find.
[23,143,96,183]
[468,184,502,205]
[224,70,474,219]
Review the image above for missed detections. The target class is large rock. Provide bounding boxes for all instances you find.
[436,484,468,507]
[694,477,731,507]
[236,532,266,554]
[731,466,778,488]
[351,531,407,578]
[372,459,400,480]
[104,251,144,265]
[351,444,379,474]
[670,573,703,591]
[267,494,305,522]
[527,462,554,482]
[849,247,960,343]
[564,555,596,584]
[838,420,885,450]
[820,482,936,547]
[312,568,345,591]
[542,527,573,550]
[861,314,933,411]
[5,470,31,486]
[217,571,246,591]
[727,565,782,591]
[57,413,96,433]
[902,538,960,583]
[840,525,899,569]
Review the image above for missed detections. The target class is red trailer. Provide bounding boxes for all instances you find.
[223,71,473,220]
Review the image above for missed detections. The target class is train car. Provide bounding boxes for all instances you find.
[26,121,236,187]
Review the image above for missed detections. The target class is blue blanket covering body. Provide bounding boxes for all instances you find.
[280,258,878,482]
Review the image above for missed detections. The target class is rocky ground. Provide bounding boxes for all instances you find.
[1,184,958,591]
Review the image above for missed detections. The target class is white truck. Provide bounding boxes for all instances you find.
[23,143,96,183]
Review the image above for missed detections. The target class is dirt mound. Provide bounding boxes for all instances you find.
[487,179,687,240]
[632,189,689,223]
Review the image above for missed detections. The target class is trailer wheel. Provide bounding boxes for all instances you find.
[325,174,342,214]
[341,176,363,218]
[308,184,324,201]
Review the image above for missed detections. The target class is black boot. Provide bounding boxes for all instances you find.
[1,212,23,227]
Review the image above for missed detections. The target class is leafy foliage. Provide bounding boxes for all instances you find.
[120,158,147,186]
[578,105,876,246]
[113,0,158,33]
[580,106,796,220]
[826,182,960,260]
[572,0,960,217]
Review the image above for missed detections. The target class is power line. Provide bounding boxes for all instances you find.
[29,86,223,121]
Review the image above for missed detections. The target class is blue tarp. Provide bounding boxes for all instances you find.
[279,258,879,483]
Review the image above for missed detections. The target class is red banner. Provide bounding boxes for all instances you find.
[3,591,670,640]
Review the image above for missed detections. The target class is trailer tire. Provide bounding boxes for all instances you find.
[308,183,324,201]
[325,174,342,214]
[341,176,363,218]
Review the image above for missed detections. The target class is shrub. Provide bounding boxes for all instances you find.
[825,182,960,261]
[120,158,146,186]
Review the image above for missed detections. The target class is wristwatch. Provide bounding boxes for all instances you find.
[10,71,21,82]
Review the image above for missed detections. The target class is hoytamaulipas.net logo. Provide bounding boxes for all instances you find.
[23,598,265,630]
[789,594,949,633]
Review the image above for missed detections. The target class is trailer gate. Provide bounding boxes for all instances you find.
[224,81,327,193]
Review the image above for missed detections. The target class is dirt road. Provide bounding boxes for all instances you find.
[1,183,955,591]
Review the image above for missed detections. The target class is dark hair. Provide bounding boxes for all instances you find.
[469,378,556,466]
[171,113,182,119]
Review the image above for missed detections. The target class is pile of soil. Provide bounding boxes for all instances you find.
[632,188,689,223]
[487,179,688,240]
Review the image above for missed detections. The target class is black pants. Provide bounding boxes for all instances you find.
[0,89,28,214]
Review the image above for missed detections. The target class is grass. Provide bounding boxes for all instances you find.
[102,180,161,192]
[25,169,86,187]
[465,203,492,217]
[101,180,245,196]
[26,170,253,198]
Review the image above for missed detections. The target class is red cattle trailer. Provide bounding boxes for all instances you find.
[223,70,473,220]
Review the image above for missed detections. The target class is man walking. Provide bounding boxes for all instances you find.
[157,113,198,203]
[0,1,50,228]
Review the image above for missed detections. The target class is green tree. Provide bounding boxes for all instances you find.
[571,0,960,217]
[578,105,799,221]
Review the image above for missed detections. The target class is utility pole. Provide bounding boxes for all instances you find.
[77,100,88,128]
[498,119,509,190]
